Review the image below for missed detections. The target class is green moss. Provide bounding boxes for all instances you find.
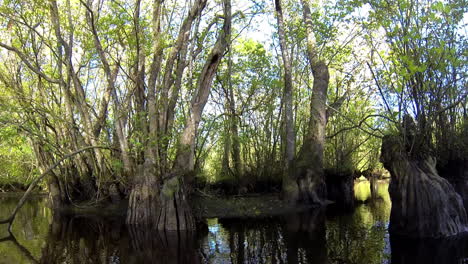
[162,177,180,198]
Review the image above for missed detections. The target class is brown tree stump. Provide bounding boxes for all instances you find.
[381,135,468,238]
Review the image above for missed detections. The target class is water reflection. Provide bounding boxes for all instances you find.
[0,189,468,263]
[0,196,50,263]
[326,200,391,264]
[390,234,468,264]
[39,215,202,263]
[354,179,390,203]
[200,210,327,264]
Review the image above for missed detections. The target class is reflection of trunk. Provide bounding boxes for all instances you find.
[227,220,245,263]
[370,175,377,200]
[39,213,201,263]
[128,227,201,263]
[236,226,245,264]
[381,132,468,238]
[284,209,327,263]
[274,0,296,198]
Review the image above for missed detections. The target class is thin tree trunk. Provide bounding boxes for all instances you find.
[275,0,296,199]
[158,0,207,174]
[51,0,100,199]
[173,0,231,174]
[227,50,242,180]
[82,0,133,175]
[0,146,113,231]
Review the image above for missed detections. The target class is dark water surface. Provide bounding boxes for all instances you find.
[0,181,467,264]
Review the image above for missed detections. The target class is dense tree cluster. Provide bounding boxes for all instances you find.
[0,0,465,231]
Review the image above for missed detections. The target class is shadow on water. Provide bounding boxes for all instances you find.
[1,187,468,263]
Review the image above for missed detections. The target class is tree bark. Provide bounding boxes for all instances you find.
[222,49,242,180]
[283,0,330,204]
[158,0,207,174]
[126,0,229,231]
[126,0,164,228]
[162,0,231,231]
[173,0,231,174]
[381,131,468,238]
[274,0,296,199]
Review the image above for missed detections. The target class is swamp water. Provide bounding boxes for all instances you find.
[0,180,467,264]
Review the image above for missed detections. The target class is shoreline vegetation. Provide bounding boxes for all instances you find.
[0,177,389,220]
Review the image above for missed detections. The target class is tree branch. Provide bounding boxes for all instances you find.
[0,146,117,231]
[0,42,60,84]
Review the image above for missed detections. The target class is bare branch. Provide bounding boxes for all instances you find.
[0,42,60,84]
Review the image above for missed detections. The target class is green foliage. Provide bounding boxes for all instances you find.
[0,127,38,190]
[366,0,467,161]
[0,0,465,195]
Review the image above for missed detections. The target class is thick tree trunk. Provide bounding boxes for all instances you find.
[127,0,230,231]
[126,160,159,227]
[381,134,468,238]
[282,0,329,204]
[441,159,468,212]
[155,176,195,231]
[125,0,177,229]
